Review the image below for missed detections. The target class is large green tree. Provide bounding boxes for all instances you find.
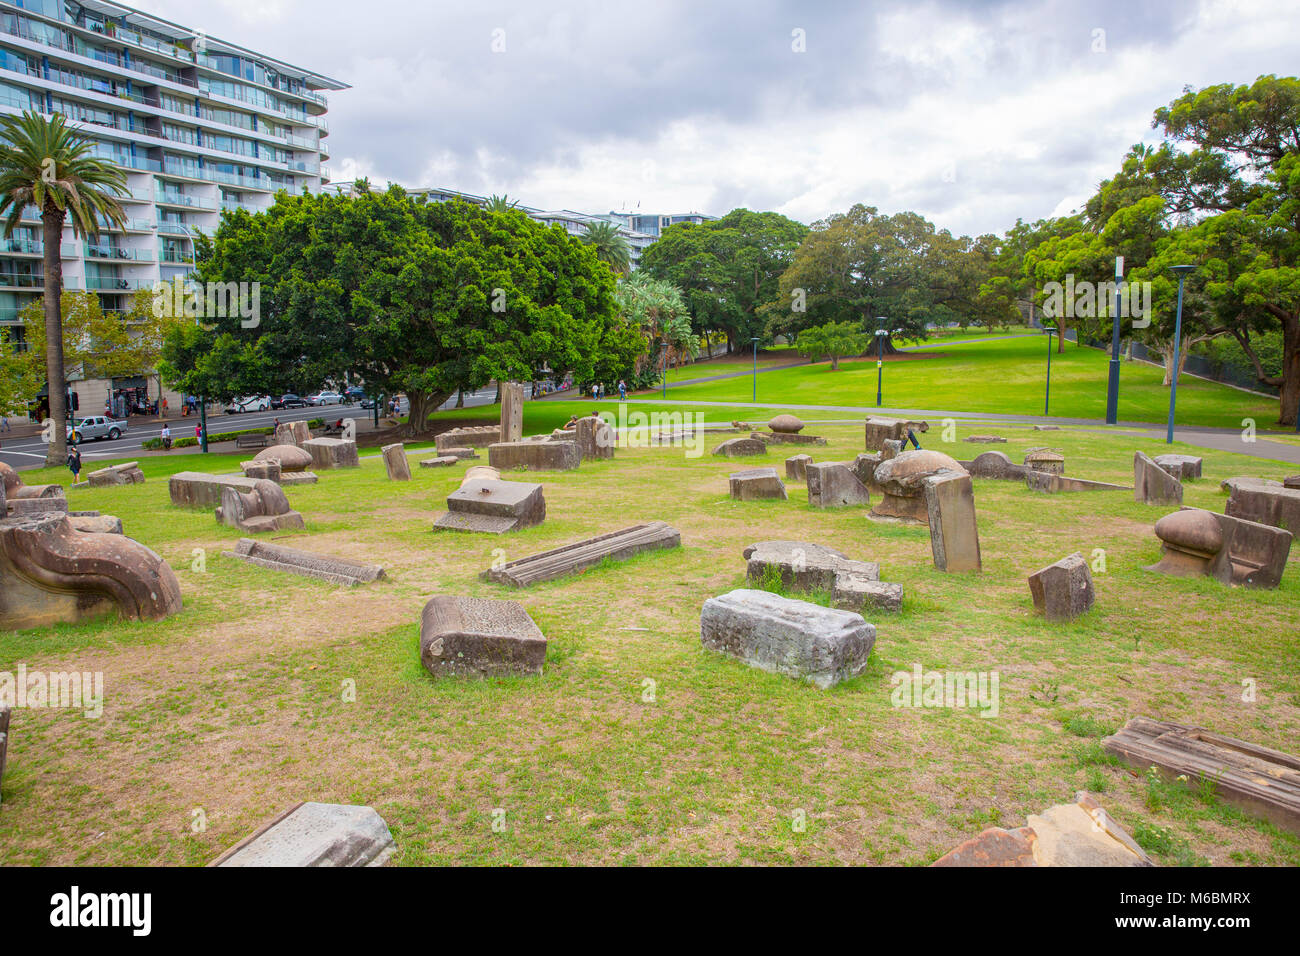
[0,111,127,464]
[161,185,642,434]
[640,208,808,353]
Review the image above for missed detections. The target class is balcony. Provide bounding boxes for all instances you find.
[0,273,44,288]
[85,243,154,262]
[155,221,195,236]
[83,275,147,291]
[0,237,43,256]
[159,246,192,264]
[155,191,217,210]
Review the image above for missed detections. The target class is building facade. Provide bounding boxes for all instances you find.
[0,0,345,416]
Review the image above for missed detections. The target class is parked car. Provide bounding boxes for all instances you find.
[67,416,127,443]
[225,395,270,414]
[307,390,344,406]
[271,393,308,409]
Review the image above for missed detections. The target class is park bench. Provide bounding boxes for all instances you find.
[235,432,270,450]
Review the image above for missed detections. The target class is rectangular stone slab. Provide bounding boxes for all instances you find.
[1103,718,1300,835]
[806,461,871,507]
[1025,472,1130,494]
[211,802,396,867]
[301,437,360,470]
[169,472,259,509]
[923,472,981,572]
[1027,552,1095,620]
[488,440,580,471]
[435,478,545,533]
[1225,483,1300,534]
[1134,450,1183,505]
[700,588,875,689]
[482,522,681,587]
[500,382,524,443]
[381,443,411,481]
[225,538,386,586]
[420,595,547,677]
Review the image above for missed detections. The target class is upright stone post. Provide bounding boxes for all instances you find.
[500,382,524,444]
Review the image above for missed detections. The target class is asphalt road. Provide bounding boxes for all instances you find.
[0,386,500,470]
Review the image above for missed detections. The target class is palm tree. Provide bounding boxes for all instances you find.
[0,110,127,465]
[485,193,519,213]
[581,220,631,276]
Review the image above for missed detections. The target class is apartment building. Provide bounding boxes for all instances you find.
[0,0,345,415]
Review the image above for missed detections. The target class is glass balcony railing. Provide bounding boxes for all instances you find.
[83,276,147,291]
[155,191,216,209]
[155,221,194,236]
[159,246,192,263]
[85,243,153,261]
[0,273,44,288]
[0,237,42,255]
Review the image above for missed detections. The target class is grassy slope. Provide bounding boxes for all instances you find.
[656,335,1283,431]
[0,424,1296,866]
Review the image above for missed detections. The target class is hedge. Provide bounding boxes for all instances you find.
[140,420,324,450]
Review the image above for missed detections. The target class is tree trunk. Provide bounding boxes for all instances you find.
[1279,315,1300,427]
[42,206,67,467]
[493,382,501,404]
[403,389,451,436]
[831,355,839,371]
[455,388,464,408]
[1159,338,1193,387]
[1056,325,1065,354]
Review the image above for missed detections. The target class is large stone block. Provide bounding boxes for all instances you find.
[864,417,927,452]
[434,478,545,534]
[240,459,281,482]
[785,454,813,480]
[923,471,981,572]
[729,467,787,501]
[436,426,500,452]
[1154,454,1202,480]
[1025,472,1130,494]
[488,440,580,472]
[301,437,360,470]
[216,479,305,534]
[212,802,395,867]
[170,471,259,509]
[573,415,615,460]
[1024,450,1064,475]
[0,513,183,629]
[381,443,411,481]
[712,437,766,457]
[86,462,145,487]
[700,588,875,689]
[420,595,547,677]
[1134,450,1183,505]
[273,420,312,446]
[1225,482,1300,533]
[1028,552,1095,620]
[500,382,524,444]
[806,461,871,508]
[743,540,902,613]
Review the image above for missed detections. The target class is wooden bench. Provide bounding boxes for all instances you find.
[235,432,270,450]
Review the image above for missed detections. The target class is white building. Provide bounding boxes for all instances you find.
[0,0,345,415]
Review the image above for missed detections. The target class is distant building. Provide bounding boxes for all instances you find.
[0,0,345,415]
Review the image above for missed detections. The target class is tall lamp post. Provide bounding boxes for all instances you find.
[751,336,759,403]
[1041,327,1057,416]
[1105,256,1124,425]
[199,394,208,453]
[875,325,902,407]
[1166,264,1195,444]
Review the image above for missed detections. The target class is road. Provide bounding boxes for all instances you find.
[0,386,500,470]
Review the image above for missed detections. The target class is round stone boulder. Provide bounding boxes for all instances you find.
[1153,509,1223,558]
[768,414,805,434]
[255,444,313,472]
[874,449,966,496]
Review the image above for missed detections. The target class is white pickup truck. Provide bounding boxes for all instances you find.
[67,415,128,443]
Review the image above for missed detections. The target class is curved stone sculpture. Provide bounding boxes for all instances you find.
[217,479,305,533]
[254,444,314,472]
[0,513,183,629]
[871,449,967,522]
[768,414,805,434]
[0,461,64,500]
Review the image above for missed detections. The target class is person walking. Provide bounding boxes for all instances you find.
[618,380,627,400]
[0,414,9,432]
[161,397,168,418]
[194,423,203,443]
[160,424,172,451]
[67,445,82,482]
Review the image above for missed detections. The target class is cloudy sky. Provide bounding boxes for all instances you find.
[149,0,1298,237]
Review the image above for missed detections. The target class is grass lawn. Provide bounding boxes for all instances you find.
[655,335,1284,432]
[0,422,1296,866]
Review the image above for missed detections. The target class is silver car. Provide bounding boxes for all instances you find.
[67,415,128,443]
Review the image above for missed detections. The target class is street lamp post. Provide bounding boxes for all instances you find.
[874,323,888,407]
[1041,327,1057,416]
[1105,256,1124,425]
[1166,265,1195,444]
[199,394,208,453]
[751,337,759,403]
